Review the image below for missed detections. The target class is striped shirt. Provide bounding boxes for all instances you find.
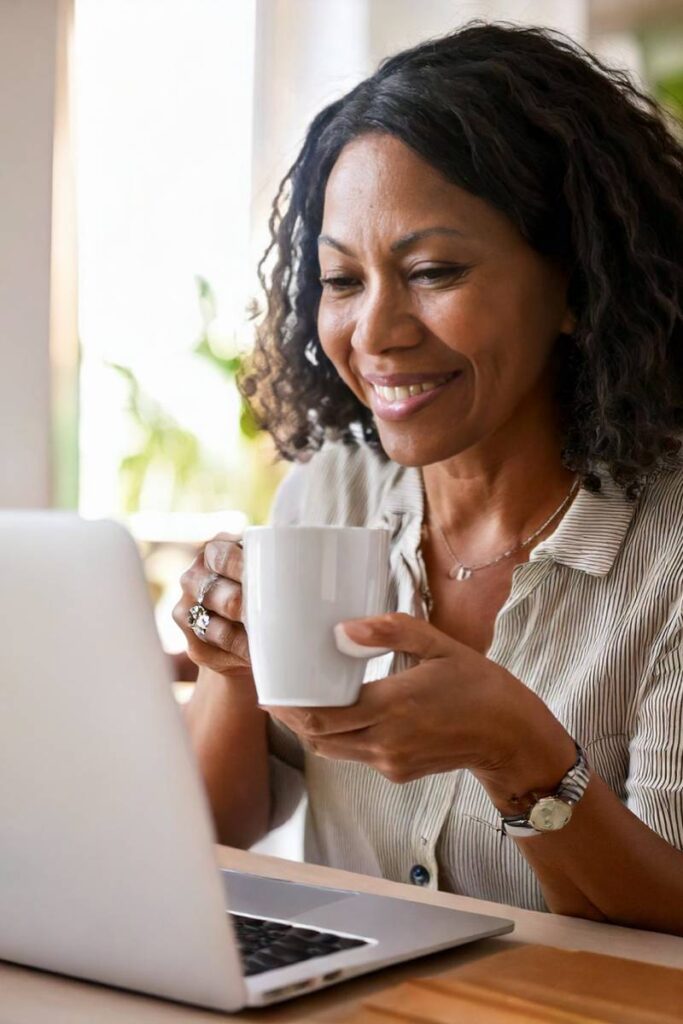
[266,441,683,911]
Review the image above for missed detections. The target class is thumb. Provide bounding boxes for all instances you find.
[333,622,392,659]
[334,613,455,661]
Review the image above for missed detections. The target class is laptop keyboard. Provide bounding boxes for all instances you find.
[230,912,369,976]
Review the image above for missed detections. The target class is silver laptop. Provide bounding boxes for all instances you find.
[0,512,513,1011]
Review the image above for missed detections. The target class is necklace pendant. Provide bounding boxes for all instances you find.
[449,565,473,581]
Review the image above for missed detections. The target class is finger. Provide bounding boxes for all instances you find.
[179,558,209,598]
[173,598,250,661]
[202,577,243,623]
[265,689,382,738]
[336,613,457,662]
[203,614,250,661]
[180,531,243,591]
[171,600,251,675]
[185,633,253,676]
[204,539,244,582]
[200,531,243,564]
[302,729,377,762]
[333,623,392,659]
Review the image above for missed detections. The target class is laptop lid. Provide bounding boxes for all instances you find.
[0,513,245,1011]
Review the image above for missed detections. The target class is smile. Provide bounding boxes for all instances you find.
[371,376,453,401]
[368,372,462,421]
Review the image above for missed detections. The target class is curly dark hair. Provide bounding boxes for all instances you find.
[240,19,683,499]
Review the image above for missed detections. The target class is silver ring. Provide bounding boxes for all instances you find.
[186,573,219,642]
[197,571,219,605]
[187,603,211,640]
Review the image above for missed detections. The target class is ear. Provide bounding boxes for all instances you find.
[556,258,577,337]
[560,307,577,335]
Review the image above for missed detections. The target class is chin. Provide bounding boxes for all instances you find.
[376,429,462,468]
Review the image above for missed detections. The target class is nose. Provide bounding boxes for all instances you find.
[351,279,422,356]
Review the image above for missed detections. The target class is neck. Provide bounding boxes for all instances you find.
[421,404,575,555]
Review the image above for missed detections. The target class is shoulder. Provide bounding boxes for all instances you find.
[269,442,408,527]
[637,455,683,545]
[629,454,683,597]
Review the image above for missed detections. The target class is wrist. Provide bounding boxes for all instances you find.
[475,713,578,817]
[195,665,257,701]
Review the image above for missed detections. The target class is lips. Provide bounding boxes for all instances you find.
[372,376,453,402]
[367,371,462,422]
[363,371,459,387]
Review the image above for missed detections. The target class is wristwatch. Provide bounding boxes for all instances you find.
[501,743,591,838]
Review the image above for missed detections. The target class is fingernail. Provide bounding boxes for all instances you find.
[333,623,391,659]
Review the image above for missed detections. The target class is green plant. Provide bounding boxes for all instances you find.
[192,276,261,440]
[111,277,285,521]
[111,363,202,513]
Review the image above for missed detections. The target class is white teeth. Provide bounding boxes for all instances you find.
[373,377,451,403]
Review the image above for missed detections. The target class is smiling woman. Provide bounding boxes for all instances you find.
[178,20,683,935]
[241,19,683,494]
[313,132,576,471]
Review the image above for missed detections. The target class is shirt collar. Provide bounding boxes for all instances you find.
[384,462,638,579]
[529,471,637,577]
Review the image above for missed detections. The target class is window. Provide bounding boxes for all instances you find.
[74,0,284,654]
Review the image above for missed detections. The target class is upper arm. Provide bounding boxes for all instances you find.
[626,608,683,850]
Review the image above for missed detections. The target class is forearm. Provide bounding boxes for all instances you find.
[183,666,271,849]
[479,747,683,935]
[471,669,683,933]
[509,773,683,934]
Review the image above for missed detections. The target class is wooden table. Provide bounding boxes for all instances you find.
[2,846,681,1022]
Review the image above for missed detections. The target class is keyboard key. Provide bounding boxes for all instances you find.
[228,912,370,976]
[306,932,344,947]
[334,937,367,950]
[265,942,314,964]
[270,936,311,954]
[244,952,287,973]
[243,959,274,976]
[287,926,325,941]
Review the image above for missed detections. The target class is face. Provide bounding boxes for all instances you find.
[316,133,575,467]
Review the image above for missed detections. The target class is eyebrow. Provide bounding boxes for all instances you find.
[317,226,466,256]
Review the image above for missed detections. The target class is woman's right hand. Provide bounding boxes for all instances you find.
[173,533,252,678]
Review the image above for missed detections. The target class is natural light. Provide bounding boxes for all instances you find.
[75,0,256,530]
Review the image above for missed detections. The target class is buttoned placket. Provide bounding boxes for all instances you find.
[393,503,563,887]
[370,462,641,888]
[390,508,457,888]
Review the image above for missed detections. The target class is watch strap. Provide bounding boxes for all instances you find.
[556,743,591,805]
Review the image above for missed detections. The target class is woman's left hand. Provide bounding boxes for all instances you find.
[266,613,576,800]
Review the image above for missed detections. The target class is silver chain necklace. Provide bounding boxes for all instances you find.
[432,477,580,581]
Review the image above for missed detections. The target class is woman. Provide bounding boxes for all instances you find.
[175,21,683,933]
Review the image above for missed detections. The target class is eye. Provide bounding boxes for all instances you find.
[319,266,471,290]
[409,268,466,284]
[319,275,358,291]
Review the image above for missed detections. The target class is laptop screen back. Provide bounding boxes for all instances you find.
[0,513,244,1011]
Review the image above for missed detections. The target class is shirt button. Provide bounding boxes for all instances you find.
[409,864,430,886]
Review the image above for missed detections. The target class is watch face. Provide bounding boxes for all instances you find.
[529,797,572,832]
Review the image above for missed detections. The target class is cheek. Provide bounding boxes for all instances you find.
[318,304,356,376]
[445,274,557,393]
[317,304,338,353]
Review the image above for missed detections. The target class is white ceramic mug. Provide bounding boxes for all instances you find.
[242,525,391,706]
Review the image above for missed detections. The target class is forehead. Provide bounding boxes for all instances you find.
[323,133,450,215]
[321,133,504,243]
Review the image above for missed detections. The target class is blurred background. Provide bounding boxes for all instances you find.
[2,0,682,673]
